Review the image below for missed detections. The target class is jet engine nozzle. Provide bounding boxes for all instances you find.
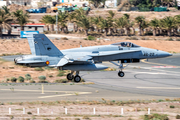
[14,58,17,64]
[14,57,23,65]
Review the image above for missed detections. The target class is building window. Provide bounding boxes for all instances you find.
[28,27,32,29]
[14,26,17,29]
[35,27,38,31]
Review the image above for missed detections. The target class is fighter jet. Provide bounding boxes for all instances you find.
[14,34,172,82]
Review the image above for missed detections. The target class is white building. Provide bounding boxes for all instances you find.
[59,0,89,7]
[177,0,180,6]
[0,1,7,7]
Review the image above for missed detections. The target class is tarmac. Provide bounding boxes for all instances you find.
[1,54,180,102]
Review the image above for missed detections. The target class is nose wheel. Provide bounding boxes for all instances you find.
[118,71,125,77]
[110,61,128,78]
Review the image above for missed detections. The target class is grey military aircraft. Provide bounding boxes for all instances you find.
[14,34,172,82]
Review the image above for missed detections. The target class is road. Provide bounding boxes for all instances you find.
[0,55,180,102]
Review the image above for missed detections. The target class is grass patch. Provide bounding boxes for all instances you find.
[25,74,31,80]
[15,109,23,111]
[87,35,96,40]
[29,80,35,83]
[49,75,53,78]
[166,37,173,41]
[0,58,8,62]
[17,76,24,83]
[143,113,169,120]
[44,67,53,70]
[10,77,17,82]
[2,98,180,106]
[170,105,175,108]
[176,115,180,119]
[27,111,32,115]
[38,76,46,80]
[34,67,44,71]
[82,115,91,119]
[61,37,68,40]
[57,70,66,77]
[55,79,68,83]
[126,36,139,40]
[38,80,48,83]
[81,78,85,82]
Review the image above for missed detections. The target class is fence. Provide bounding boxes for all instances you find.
[1,107,153,115]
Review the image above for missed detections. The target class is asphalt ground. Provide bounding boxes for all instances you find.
[0,55,180,102]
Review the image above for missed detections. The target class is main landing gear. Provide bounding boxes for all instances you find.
[67,71,81,83]
[110,61,128,78]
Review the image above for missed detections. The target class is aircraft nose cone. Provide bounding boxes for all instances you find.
[158,51,172,58]
[169,53,173,56]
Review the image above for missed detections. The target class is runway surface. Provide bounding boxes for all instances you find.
[0,55,180,102]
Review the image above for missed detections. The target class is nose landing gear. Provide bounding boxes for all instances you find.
[110,61,128,78]
[118,71,125,77]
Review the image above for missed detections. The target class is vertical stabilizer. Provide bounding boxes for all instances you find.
[27,34,63,56]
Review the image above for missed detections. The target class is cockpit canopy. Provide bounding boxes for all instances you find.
[111,42,140,47]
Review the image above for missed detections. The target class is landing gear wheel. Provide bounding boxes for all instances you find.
[118,71,125,77]
[67,73,74,80]
[74,75,81,83]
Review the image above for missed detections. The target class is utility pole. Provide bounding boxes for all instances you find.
[56,11,58,34]
[114,0,117,7]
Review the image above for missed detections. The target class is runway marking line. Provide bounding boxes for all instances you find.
[134,72,166,74]
[0,89,92,98]
[104,60,180,68]
[152,66,177,68]
[137,87,180,90]
[141,59,180,68]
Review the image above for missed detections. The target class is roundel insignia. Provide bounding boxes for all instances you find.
[46,61,50,65]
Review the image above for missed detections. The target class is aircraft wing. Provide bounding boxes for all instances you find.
[90,50,141,57]
[56,50,140,67]
[57,55,92,67]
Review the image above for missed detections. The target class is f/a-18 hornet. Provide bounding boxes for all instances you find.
[14,34,172,82]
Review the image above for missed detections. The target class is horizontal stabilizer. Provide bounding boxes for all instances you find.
[17,61,45,64]
[57,57,69,67]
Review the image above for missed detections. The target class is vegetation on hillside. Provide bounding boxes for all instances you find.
[0,7,30,36]
[0,5,180,38]
[40,10,180,37]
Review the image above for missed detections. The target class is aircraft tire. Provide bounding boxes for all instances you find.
[67,73,74,80]
[74,75,81,83]
[118,71,125,77]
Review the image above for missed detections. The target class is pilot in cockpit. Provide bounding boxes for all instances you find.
[111,42,140,48]
[127,42,131,47]
[121,42,131,47]
[121,42,126,47]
